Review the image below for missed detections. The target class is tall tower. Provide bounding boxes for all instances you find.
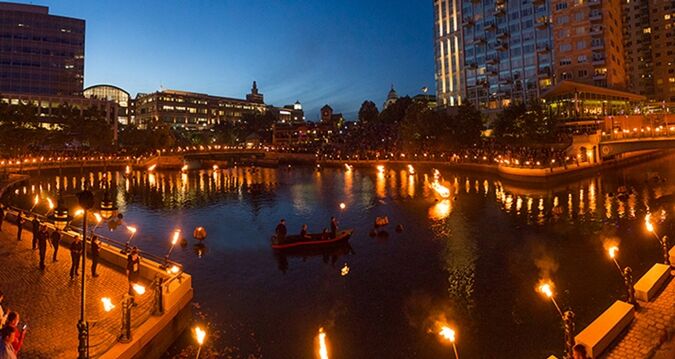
[433,0,464,107]
[383,85,399,109]
[246,81,264,103]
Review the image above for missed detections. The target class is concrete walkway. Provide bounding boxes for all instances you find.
[0,221,152,359]
[604,274,675,359]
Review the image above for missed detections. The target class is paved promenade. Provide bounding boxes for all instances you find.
[0,221,152,358]
[605,274,674,359]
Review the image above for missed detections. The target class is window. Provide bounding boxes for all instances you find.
[578,55,587,63]
[643,27,651,33]
[560,43,572,52]
[576,26,585,35]
[558,16,569,24]
[576,40,586,50]
[559,29,570,37]
[561,72,572,80]
[560,58,572,65]
[575,12,585,22]
[578,70,588,78]
[556,2,568,11]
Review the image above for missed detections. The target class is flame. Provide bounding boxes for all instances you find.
[212,164,219,171]
[33,194,39,205]
[194,326,206,345]
[171,229,181,245]
[147,164,156,172]
[181,164,188,172]
[74,208,85,217]
[132,283,145,295]
[126,225,137,234]
[645,214,655,232]
[431,181,450,199]
[429,200,451,220]
[339,202,346,210]
[377,165,385,174]
[125,165,131,174]
[608,246,618,259]
[341,263,350,276]
[47,198,54,209]
[101,297,115,312]
[317,327,329,359]
[439,326,456,343]
[538,282,553,298]
[344,164,353,171]
[169,265,180,274]
[407,164,415,174]
[93,213,102,223]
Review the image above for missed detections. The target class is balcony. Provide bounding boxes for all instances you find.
[495,42,508,51]
[590,25,603,35]
[591,40,604,50]
[535,17,549,30]
[538,68,551,78]
[462,18,475,27]
[486,57,499,65]
[537,45,550,54]
[496,31,508,40]
[498,78,511,85]
[473,37,486,45]
[589,11,602,21]
[592,57,605,65]
[494,6,506,17]
[485,23,496,31]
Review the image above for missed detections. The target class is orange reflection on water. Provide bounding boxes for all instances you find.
[376,171,386,199]
[429,199,452,221]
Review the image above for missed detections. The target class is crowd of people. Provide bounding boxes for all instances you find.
[0,293,27,359]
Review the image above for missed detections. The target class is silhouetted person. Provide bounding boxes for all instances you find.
[330,216,338,238]
[300,224,310,239]
[31,217,39,250]
[69,236,82,280]
[126,247,141,305]
[275,219,287,243]
[37,226,48,270]
[50,229,60,262]
[15,212,24,241]
[91,235,101,277]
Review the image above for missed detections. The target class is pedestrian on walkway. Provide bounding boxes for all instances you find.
[69,235,82,280]
[126,247,141,304]
[15,212,23,241]
[0,291,8,328]
[0,326,17,359]
[91,235,100,277]
[31,217,39,250]
[0,205,5,232]
[50,229,60,262]
[37,226,48,271]
[4,312,25,354]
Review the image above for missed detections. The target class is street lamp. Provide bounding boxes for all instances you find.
[48,196,71,231]
[194,326,206,359]
[645,214,670,266]
[607,246,636,304]
[537,281,575,359]
[439,326,459,359]
[76,189,94,359]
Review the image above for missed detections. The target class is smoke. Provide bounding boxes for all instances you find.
[533,252,559,281]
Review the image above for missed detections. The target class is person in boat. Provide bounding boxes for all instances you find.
[275,219,287,243]
[330,217,338,238]
[300,224,311,239]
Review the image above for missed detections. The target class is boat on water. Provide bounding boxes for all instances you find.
[271,229,354,249]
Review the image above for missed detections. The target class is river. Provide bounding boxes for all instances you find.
[4,153,674,358]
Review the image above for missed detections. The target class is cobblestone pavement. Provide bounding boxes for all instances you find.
[0,221,152,359]
[604,272,675,359]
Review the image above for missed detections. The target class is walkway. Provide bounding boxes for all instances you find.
[0,221,152,359]
[604,274,675,359]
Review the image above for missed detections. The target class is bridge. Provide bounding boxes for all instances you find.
[599,136,675,158]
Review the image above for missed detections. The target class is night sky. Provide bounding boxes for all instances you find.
[37,0,435,120]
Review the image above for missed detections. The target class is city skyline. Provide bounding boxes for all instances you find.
[32,0,435,120]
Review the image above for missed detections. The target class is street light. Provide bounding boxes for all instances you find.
[645,214,670,265]
[537,281,575,359]
[439,326,459,359]
[607,246,636,304]
[194,326,206,359]
[76,189,94,359]
[48,196,71,231]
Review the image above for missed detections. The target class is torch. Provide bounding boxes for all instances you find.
[439,326,459,359]
[164,229,181,266]
[194,326,206,359]
[537,281,575,359]
[608,246,636,304]
[645,214,670,265]
[29,194,39,213]
[123,226,137,253]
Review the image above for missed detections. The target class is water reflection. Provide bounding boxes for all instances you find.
[274,242,355,273]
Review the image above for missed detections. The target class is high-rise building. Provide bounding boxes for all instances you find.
[0,2,85,96]
[434,0,554,111]
[623,0,674,102]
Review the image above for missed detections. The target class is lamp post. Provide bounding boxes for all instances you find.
[645,214,670,266]
[538,282,575,359]
[607,246,636,304]
[76,190,94,359]
[103,284,146,343]
[194,326,206,359]
[439,326,459,359]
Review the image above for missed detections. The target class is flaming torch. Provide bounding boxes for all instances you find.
[439,326,459,359]
[123,225,137,253]
[317,327,329,359]
[377,165,385,175]
[645,214,671,265]
[164,229,181,266]
[29,194,39,212]
[45,197,55,216]
[194,326,206,359]
[537,281,576,357]
[538,282,563,318]
[608,246,622,273]
[407,164,415,175]
[607,245,636,304]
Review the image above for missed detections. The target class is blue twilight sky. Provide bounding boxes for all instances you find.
[34,0,435,120]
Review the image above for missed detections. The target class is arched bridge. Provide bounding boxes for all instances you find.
[599,137,675,158]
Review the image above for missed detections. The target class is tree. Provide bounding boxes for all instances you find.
[450,102,484,147]
[378,96,413,124]
[358,100,379,124]
[492,102,559,144]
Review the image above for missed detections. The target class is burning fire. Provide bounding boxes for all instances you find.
[317,327,329,359]
[538,282,553,298]
[439,326,456,343]
[47,198,54,209]
[194,326,206,345]
[377,165,385,174]
[339,202,346,210]
[74,208,85,217]
[93,213,102,223]
[147,164,156,172]
[407,164,415,174]
[33,194,39,205]
[608,246,618,259]
[172,229,181,245]
[126,225,137,234]
[344,164,353,171]
[431,181,450,199]
[181,164,188,172]
[645,214,655,232]
[132,283,145,295]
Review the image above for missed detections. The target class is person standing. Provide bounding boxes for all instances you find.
[37,226,48,270]
[69,236,82,280]
[275,219,287,243]
[15,212,23,241]
[0,205,5,232]
[126,247,141,304]
[31,217,39,250]
[330,216,338,238]
[50,229,60,262]
[4,312,25,354]
[0,326,17,359]
[91,235,100,277]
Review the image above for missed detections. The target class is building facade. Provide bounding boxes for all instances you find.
[623,0,674,102]
[133,83,267,130]
[0,2,85,96]
[83,84,131,125]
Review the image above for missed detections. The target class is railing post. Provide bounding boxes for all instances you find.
[153,276,164,316]
[119,295,132,343]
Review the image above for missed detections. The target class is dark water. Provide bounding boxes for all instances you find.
[4,153,674,358]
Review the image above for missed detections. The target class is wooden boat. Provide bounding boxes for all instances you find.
[271,229,354,249]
